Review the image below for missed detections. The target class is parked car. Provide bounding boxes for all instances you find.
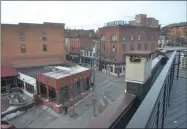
[1,121,16,129]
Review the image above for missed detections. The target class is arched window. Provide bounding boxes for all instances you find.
[101,36,106,41]
[112,35,117,41]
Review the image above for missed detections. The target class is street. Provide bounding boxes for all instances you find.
[10,71,126,128]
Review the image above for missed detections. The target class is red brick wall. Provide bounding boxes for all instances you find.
[70,37,93,55]
[99,26,159,62]
[1,23,66,67]
[37,69,92,90]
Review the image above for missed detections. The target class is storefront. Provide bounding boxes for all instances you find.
[1,65,19,94]
[99,60,125,76]
[16,72,37,98]
[36,65,92,113]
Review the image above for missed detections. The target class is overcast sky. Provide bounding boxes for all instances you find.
[2,1,187,30]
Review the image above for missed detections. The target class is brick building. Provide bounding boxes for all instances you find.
[98,23,159,76]
[129,14,159,28]
[1,22,66,68]
[167,22,187,38]
[68,35,94,63]
[36,65,92,113]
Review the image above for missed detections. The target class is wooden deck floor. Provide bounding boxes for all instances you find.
[164,69,187,128]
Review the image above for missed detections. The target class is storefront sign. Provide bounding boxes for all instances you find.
[73,76,82,83]
[130,56,141,62]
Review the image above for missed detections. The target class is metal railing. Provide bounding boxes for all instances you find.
[126,51,176,128]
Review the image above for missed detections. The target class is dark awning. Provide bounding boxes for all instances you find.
[1,66,19,78]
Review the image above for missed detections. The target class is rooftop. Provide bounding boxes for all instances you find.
[16,63,76,78]
[43,65,90,79]
[124,51,155,56]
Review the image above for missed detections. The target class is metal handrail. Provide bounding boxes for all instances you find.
[126,51,176,128]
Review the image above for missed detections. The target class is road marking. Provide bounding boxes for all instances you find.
[102,82,114,89]
[96,80,108,86]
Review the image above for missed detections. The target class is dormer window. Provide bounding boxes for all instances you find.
[112,35,117,41]
[101,36,106,41]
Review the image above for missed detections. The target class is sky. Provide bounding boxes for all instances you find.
[1,1,187,30]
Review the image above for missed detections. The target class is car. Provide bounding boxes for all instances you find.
[1,121,16,129]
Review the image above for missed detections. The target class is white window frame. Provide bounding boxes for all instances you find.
[112,35,117,41]
[138,34,141,41]
[131,34,134,41]
[101,36,106,41]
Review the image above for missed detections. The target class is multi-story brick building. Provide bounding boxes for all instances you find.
[129,14,159,28]
[167,22,187,38]
[64,29,98,60]
[68,35,93,63]
[98,22,160,76]
[1,22,66,68]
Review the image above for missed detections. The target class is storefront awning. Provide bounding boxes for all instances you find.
[1,66,19,78]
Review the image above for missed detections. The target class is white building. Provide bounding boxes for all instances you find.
[80,42,99,68]
[16,73,37,98]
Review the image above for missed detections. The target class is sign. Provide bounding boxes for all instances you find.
[105,20,127,27]
[130,56,141,62]
[73,76,82,83]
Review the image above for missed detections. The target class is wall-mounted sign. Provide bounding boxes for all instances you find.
[73,76,82,83]
[105,20,128,27]
[130,56,141,62]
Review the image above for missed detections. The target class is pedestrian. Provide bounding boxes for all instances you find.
[118,72,120,77]
[64,106,68,115]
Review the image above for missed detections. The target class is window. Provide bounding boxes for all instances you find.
[81,51,83,56]
[103,44,105,50]
[21,44,26,53]
[101,36,106,41]
[130,43,134,50]
[112,45,115,49]
[26,83,34,94]
[122,36,126,41]
[138,44,141,50]
[130,34,134,41]
[138,34,141,41]
[20,33,25,41]
[122,44,126,52]
[112,35,117,41]
[43,44,47,51]
[151,35,154,41]
[151,43,154,50]
[42,33,47,41]
[145,43,148,50]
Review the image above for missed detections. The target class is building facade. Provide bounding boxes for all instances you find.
[129,14,159,28]
[36,65,92,113]
[1,22,66,68]
[167,25,187,38]
[80,42,99,68]
[68,36,93,63]
[98,22,159,76]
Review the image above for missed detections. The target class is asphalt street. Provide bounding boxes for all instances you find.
[10,71,127,128]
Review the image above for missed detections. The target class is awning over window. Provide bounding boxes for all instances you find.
[1,66,19,78]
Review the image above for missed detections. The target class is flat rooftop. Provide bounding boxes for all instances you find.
[16,63,77,78]
[43,65,89,79]
[17,64,90,79]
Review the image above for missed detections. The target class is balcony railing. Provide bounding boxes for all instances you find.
[126,51,176,128]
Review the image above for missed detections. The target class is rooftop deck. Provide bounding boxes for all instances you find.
[164,69,187,128]
[126,51,187,128]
